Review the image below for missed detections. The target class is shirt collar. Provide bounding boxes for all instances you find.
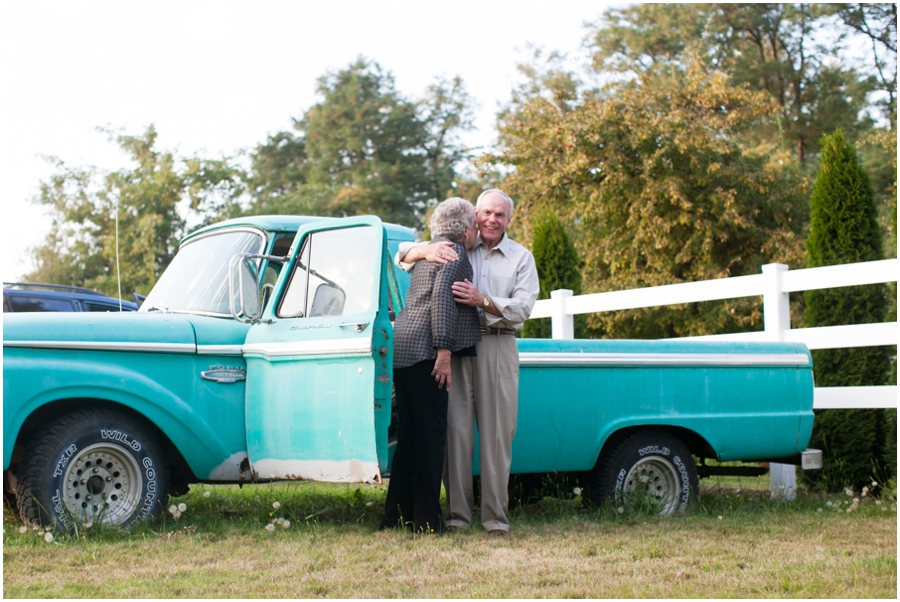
[474,232,510,255]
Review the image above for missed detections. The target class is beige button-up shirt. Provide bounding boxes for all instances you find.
[397,233,540,331]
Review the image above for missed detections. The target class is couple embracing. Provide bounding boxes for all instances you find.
[380,190,539,536]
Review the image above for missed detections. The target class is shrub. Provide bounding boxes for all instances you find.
[803,129,894,492]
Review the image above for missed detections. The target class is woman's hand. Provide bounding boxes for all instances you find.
[405,241,458,265]
[432,348,452,390]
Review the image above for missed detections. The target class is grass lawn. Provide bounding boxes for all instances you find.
[4,480,896,598]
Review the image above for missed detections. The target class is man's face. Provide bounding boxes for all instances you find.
[476,193,512,248]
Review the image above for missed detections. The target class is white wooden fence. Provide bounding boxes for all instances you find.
[530,258,898,409]
[529,258,898,499]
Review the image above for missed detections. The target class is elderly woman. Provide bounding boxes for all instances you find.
[380,197,481,534]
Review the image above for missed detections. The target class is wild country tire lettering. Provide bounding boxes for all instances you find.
[638,446,670,457]
[673,455,690,507]
[140,456,157,519]
[101,429,142,451]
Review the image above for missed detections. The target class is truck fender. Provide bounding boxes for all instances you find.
[4,356,232,479]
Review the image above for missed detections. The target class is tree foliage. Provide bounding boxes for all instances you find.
[589,4,879,162]
[494,56,809,339]
[521,208,585,339]
[802,129,894,491]
[26,126,245,296]
[248,58,473,228]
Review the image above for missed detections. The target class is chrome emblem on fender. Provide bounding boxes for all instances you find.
[201,366,246,383]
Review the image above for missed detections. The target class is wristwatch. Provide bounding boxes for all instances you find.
[482,295,491,308]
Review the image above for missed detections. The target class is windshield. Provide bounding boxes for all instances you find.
[140,229,266,315]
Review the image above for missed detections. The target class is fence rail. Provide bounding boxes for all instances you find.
[530,259,898,410]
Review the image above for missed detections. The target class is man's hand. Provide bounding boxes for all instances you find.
[432,348,452,390]
[452,279,485,307]
[404,241,459,265]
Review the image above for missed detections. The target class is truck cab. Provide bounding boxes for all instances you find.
[4,216,413,529]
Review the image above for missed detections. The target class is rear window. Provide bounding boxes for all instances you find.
[6,295,77,312]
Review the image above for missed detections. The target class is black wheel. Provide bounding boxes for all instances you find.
[14,408,169,530]
[590,430,698,516]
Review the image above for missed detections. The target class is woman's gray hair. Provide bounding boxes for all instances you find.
[430,197,475,240]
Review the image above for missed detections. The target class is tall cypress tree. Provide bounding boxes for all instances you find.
[523,209,586,339]
[803,129,893,492]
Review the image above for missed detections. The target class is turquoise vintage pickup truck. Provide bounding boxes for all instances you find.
[3,215,821,530]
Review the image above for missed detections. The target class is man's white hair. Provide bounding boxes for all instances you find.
[476,189,514,216]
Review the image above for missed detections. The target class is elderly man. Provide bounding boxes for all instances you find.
[396,189,539,535]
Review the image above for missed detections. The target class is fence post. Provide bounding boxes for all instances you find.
[761,263,790,341]
[761,263,796,500]
[550,289,574,340]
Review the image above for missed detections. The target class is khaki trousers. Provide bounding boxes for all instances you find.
[445,334,519,532]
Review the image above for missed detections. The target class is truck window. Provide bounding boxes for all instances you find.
[277,226,379,319]
[139,229,265,315]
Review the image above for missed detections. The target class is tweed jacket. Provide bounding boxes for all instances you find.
[393,238,482,369]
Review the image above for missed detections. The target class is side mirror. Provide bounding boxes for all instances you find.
[228,255,261,322]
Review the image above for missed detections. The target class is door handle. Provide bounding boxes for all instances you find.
[338,321,370,333]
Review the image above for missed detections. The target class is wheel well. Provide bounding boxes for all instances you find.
[596,425,717,469]
[9,398,197,489]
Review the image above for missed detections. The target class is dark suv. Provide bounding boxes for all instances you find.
[2,283,139,313]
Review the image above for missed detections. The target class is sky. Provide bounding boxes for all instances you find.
[0,0,612,282]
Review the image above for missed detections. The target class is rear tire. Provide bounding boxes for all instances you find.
[14,408,169,530]
[590,430,698,516]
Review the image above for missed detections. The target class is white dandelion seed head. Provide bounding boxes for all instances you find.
[845,488,854,497]
[44,532,54,543]
[83,522,92,529]
[282,520,290,529]
[365,502,373,507]
[272,501,281,509]
[44,525,51,532]
[826,501,833,507]
[203,491,211,498]
[265,523,275,532]
[876,500,882,506]
[718,516,723,521]
[573,487,582,496]
[617,507,624,514]
[817,508,823,513]
[169,505,177,514]
[872,481,878,487]
[32,524,40,531]
[846,507,852,513]
[178,503,187,512]
[18,526,27,534]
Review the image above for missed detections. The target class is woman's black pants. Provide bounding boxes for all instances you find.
[380,359,448,533]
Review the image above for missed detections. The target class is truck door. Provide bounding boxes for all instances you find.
[243,217,392,483]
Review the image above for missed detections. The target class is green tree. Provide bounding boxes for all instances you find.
[493,55,809,339]
[26,126,245,296]
[248,58,473,228]
[803,129,894,491]
[837,3,897,127]
[589,4,877,163]
[522,208,585,339]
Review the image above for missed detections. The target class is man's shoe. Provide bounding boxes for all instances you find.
[488,529,507,537]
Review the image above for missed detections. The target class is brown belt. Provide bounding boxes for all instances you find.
[481,327,516,336]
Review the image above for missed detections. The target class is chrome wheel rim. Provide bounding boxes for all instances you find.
[623,457,680,515]
[62,443,143,526]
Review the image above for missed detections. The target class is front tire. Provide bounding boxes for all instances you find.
[15,408,169,530]
[590,430,698,516]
